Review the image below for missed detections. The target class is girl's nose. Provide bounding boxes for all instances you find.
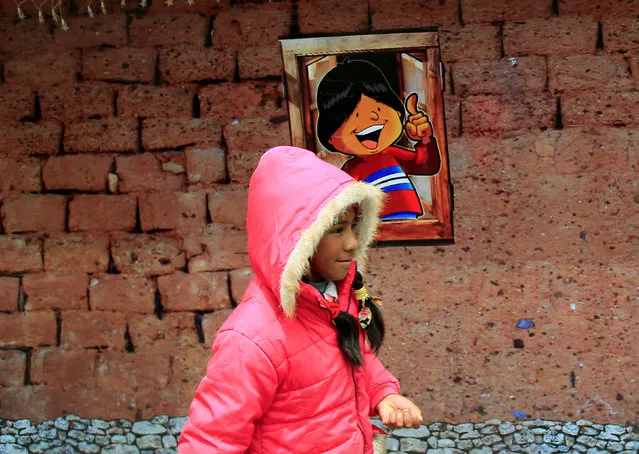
[370,110,379,121]
[344,229,359,252]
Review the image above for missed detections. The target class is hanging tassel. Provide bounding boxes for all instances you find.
[61,17,69,31]
[101,0,107,15]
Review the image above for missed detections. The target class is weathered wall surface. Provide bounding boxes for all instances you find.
[0,0,637,425]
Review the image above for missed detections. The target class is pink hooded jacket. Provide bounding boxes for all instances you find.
[178,146,400,453]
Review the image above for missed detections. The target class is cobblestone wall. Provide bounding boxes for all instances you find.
[1,416,637,453]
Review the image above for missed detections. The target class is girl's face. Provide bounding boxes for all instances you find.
[308,207,360,283]
[328,94,403,157]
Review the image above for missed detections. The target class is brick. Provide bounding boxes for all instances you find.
[1,194,67,233]
[0,277,20,313]
[142,118,222,151]
[146,0,226,14]
[199,81,284,124]
[31,348,97,390]
[558,0,639,19]
[158,271,230,311]
[440,25,501,63]
[602,18,639,53]
[207,185,248,227]
[443,94,461,138]
[461,0,552,23]
[0,157,42,193]
[64,118,138,153]
[503,18,598,57]
[453,56,547,97]
[22,273,88,311]
[83,47,156,83]
[0,385,62,422]
[230,267,253,304]
[224,119,290,183]
[0,85,35,121]
[62,310,127,349]
[129,14,208,48]
[4,48,79,87]
[0,236,43,273]
[127,312,200,352]
[139,192,207,231]
[0,122,62,156]
[115,152,185,193]
[212,5,292,50]
[370,0,458,29]
[43,154,113,192]
[44,233,109,273]
[183,224,249,272]
[53,14,127,48]
[68,194,137,232]
[117,85,194,119]
[159,47,235,84]
[0,350,25,386]
[201,309,233,346]
[0,311,56,347]
[297,0,367,34]
[0,19,52,55]
[169,343,210,387]
[186,148,227,187]
[111,233,186,275]
[561,90,639,128]
[89,274,156,313]
[39,82,115,122]
[549,54,633,93]
[238,44,282,79]
[462,93,556,138]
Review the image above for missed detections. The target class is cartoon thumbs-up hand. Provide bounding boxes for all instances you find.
[404,93,434,144]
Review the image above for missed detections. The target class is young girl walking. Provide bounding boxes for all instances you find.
[178,146,422,453]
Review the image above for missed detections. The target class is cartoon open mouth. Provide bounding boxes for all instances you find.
[354,124,383,149]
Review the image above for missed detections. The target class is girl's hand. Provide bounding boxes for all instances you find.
[376,394,423,429]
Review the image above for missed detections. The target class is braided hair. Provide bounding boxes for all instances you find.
[333,270,385,366]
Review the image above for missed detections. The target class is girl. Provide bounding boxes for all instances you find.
[178,146,422,453]
[316,59,441,221]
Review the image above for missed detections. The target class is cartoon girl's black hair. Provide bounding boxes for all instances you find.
[316,60,405,154]
[334,270,385,367]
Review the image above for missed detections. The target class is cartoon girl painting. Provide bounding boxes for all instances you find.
[317,59,441,221]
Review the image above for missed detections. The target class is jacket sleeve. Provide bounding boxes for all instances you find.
[390,141,441,175]
[361,340,401,416]
[178,329,278,453]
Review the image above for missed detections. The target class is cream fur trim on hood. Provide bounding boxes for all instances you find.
[279,181,384,318]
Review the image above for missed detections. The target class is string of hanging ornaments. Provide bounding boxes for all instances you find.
[12,0,214,31]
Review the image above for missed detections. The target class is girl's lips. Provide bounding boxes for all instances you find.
[354,124,384,149]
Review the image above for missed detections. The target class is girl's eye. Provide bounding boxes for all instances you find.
[331,227,344,234]
[377,107,380,111]
[356,113,359,118]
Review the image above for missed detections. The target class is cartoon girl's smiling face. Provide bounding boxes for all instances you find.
[328,94,403,157]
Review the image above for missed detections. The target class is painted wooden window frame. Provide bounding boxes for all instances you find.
[280,31,453,242]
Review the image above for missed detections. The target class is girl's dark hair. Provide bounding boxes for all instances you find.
[316,60,405,154]
[335,271,385,367]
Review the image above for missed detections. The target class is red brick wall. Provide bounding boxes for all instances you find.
[0,0,637,424]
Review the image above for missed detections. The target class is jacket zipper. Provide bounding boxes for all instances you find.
[351,366,366,454]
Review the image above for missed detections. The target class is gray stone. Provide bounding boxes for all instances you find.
[485,419,501,426]
[482,434,501,446]
[563,423,579,436]
[37,427,57,439]
[400,437,428,452]
[0,435,16,443]
[607,441,624,452]
[27,441,49,453]
[460,430,481,439]
[386,437,399,451]
[136,435,163,450]
[583,427,599,436]
[479,425,496,435]
[70,423,86,431]
[19,427,36,436]
[132,421,166,436]
[77,442,100,454]
[392,426,430,438]
[626,440,639,449]
[531,427,547,435]
[151,415,169,426]
[106,428,123,436]
[427,436,438,448]
[543,430,565,444]
[16,436,31,445]
[577,435,597,447]
[110,435,127,444]
[437,438,455,448]
[168,417,188,436]
[605,425,627,435]
[0,444,28,454]
[577,420,593,427]
[47,447,78,454]
[599,431,620,441]
[162,435,177,448]
[67,430,86,441]
[90,420,109,430]
[85,435,95,443]
[454,423,474,433]
[458,439,474,450]
[12,421,31,431]
[469,448,492,454]
[1,428,18,436]
[86,427,104,435]
[66,438,78,447]
[585,449,608,454]
[101,446,141,454]
[54,418,69,431]
[499,422,516,435]
[514,430,535,445]
[95,436,110,446]
[126,434,136,444]
[66,416,81,423]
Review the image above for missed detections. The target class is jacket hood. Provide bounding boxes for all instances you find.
[247,146,384,318]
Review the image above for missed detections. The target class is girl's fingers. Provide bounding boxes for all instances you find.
[402,409,412,428]
[395,410,405,428]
